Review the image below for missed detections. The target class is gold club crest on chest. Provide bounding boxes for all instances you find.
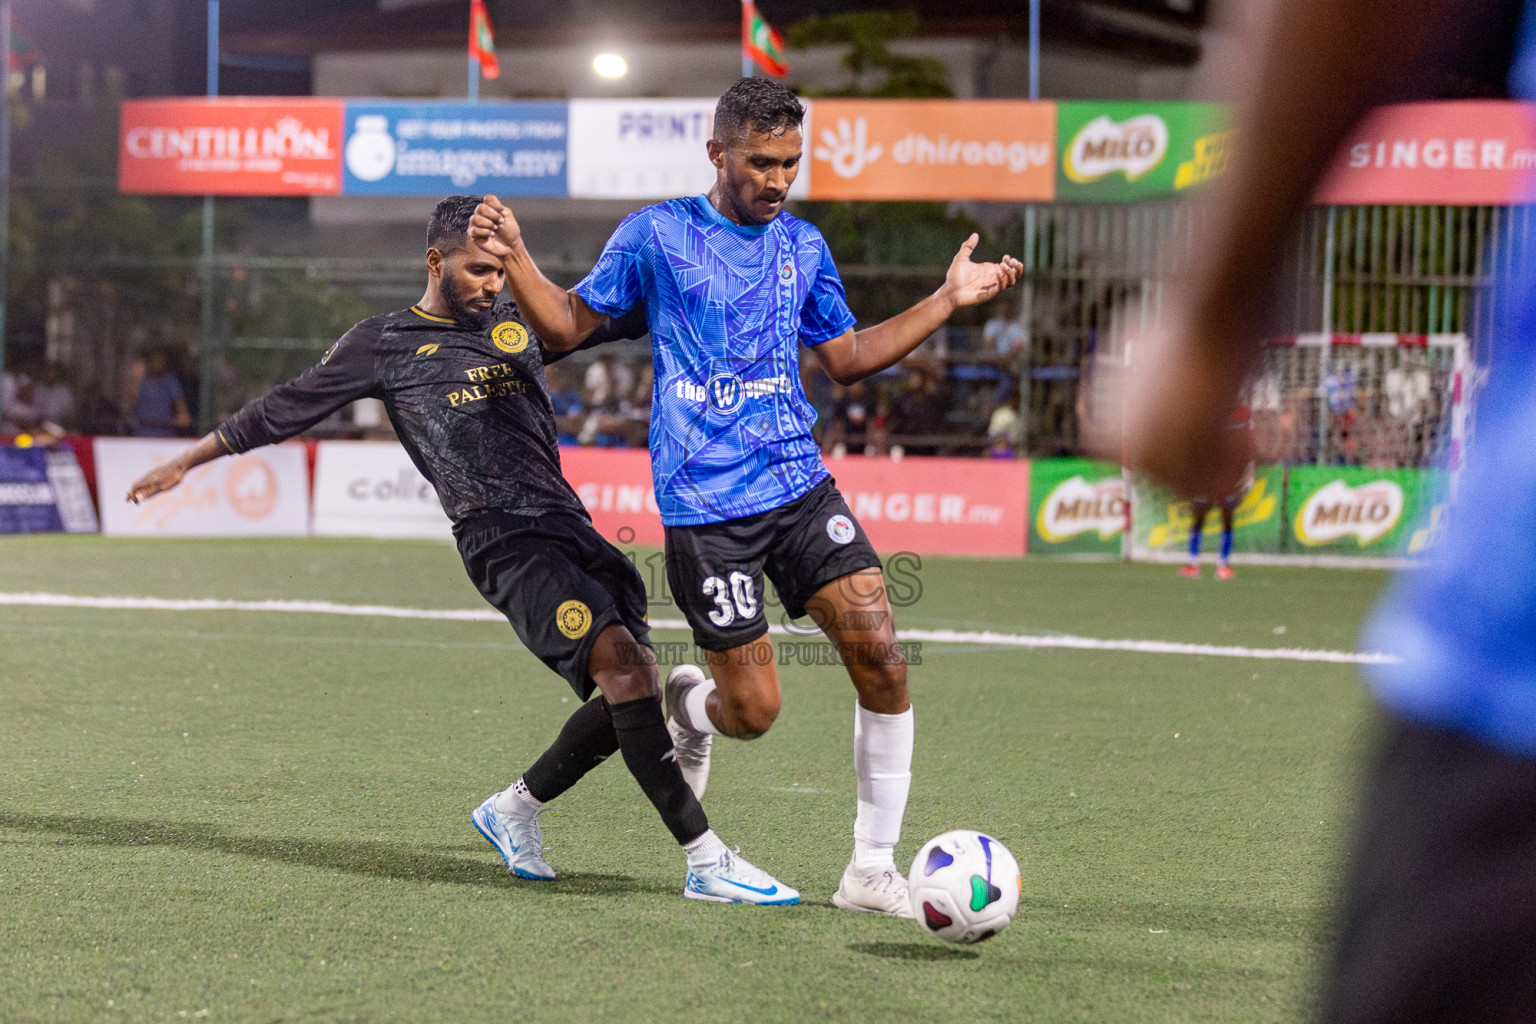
[493,321,530,354]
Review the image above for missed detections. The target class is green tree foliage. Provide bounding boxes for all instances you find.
[787,11,951,99]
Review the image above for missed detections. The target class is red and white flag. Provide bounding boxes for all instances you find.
[742,0,789,77]
[469,0,500,81]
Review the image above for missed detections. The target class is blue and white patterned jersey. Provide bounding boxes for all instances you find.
[574,195,857,526]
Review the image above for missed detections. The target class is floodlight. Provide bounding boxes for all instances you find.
[593,53,628,79]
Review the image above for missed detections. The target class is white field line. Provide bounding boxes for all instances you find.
[0,591,1396,666]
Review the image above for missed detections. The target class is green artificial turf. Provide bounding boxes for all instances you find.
[0,536,1390,1023]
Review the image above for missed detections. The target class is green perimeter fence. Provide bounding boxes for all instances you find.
[6,175,1524,457]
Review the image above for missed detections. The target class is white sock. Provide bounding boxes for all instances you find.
[682,828,729,869]
[852,703,914,871]
[493,777,543,816]
[682,676,723,736]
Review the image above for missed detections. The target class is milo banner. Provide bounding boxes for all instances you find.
[1131,467,1285,557]
[1029,458,1127,555]
[1286,466,1442,556]
[1055,101,1229,203]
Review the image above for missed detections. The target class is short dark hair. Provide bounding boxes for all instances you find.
[427,195,481,254]
[713,77,804,145]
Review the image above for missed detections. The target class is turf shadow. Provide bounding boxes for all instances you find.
[0,811,673,896]
[849,941,980,961]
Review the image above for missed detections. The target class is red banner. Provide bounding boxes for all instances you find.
[559,447,1029,557]
[119,98,344,196]
[1316,101,1536,205]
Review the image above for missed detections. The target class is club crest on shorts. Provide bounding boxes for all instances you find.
[555,599,592,639]
[492,321,530,354]
[827,514,856,545]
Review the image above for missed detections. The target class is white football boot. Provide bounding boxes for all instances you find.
[471,796,556,881]
[832,862,916,918]
[685,848,800,905]
[663,664,713,800]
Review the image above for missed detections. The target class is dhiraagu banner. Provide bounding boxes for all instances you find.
[1029,458,1126,555]
[1285,466,1444,556]
[1055,101,1229,203]
[1132,466,1284,556]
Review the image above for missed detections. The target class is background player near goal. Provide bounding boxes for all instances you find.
[471,77,1022,917]
[1180,405,1255,580]
[123,195,797,907]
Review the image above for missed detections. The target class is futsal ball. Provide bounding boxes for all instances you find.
[909,830,1021,944]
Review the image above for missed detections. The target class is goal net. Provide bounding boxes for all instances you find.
[1126,332,1471,562]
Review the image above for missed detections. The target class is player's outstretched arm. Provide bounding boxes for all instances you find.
[812,233,1022,386]
[125,432,229,504]
[1094,0,1488,498]
[470,195,607,352]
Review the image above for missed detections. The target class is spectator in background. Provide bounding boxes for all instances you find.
[822,380,871,457]
[625,362,654,448]
[983,296,1028,362]
[987,389,1023,459]
[545,362,585,446]
[577,354,632,447]
[34,362,75,435]
[1,361,40,434]
[124,348,192,437]
[887,361,949,456]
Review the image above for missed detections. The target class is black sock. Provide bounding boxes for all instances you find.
[608,696,709,846]
[522,695,620,804]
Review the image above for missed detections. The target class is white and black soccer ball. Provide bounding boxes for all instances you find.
[909,830,1021,944]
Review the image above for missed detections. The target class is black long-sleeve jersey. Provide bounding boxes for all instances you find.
[216,301,644,524]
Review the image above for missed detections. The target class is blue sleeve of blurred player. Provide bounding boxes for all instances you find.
[573,210,651,318]
[798,236,858,346]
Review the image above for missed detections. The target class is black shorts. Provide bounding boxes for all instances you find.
[1320,712,1536,1024]
[664,477,882,651]
[455,508,650,699]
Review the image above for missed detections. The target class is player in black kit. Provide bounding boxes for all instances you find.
[124,195,797,905]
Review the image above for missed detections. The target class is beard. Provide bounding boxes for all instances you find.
[440,267,494,331]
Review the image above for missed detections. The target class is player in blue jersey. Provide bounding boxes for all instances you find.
[1100,0,1536,1018]
[472,77,1021,915]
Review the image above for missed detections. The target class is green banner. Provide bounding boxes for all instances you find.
[1284,466,1444,556]
[1029,458,1126,555]
[1055,101,1229,203]
[1131,467,1285,557]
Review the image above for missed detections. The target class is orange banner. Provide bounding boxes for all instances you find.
[806,100,1056,201]
[1315,101,1536,206]
[119,98,344,196]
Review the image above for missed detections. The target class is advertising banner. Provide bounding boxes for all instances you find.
[1131,466,1285,557]
[1285,466,1441,555]
[805,100,1055,201]
[119,98,344,195]
[561,446,664,545]
[0,446,99,534]
[826,456,1029,556]
[559,447,1028,557]
[1028,458,1126,555]
[341,101,567,197]
[312,440,452,540]
[567,98,808,200]
[94,438,309,537]
[1055,101,1229,203]
[1315,101,1536,206]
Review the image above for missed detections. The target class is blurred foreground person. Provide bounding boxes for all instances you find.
[1097,0,1536,1019]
